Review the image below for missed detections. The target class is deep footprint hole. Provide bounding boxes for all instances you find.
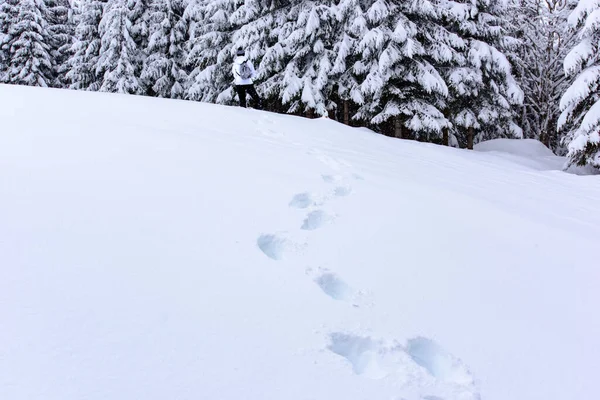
[314,272,352,301]
[405,337,473,385]
[256,234,287,260]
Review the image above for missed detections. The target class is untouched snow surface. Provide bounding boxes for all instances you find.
[474,138,597,173]
[1,84,599,400]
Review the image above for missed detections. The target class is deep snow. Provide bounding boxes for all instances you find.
[473,138,596,173]
[1,84,599,400]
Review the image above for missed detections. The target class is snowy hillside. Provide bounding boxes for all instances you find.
[1,84,599,400]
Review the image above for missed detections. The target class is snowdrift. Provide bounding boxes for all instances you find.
[1,84,599,400]
[475,138,556,158]
[474,137,598,174]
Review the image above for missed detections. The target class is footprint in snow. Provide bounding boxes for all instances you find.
[326,333,479,398]
[289,192,322,209]
[333,184,353,197]
[405,337,475,386]
[306,268,373,308]
[256,234,304,261]
[322,175,353,194]
[301,210,335,231]
[322,174,343,184]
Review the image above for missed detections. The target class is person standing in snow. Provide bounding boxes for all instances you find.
[232,48,263,109]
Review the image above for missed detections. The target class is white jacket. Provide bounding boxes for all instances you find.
[232,56,256,85]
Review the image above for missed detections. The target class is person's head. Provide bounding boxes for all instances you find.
[236,47,245,57]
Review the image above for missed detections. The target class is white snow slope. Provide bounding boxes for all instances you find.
[1,84,599,400]
[474,138,597,174]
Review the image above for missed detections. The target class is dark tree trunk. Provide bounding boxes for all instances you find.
[442,128,449,146]
[394,116,403,138]
[467,127,474,150]
[306,108,314,119]
[343,100,350,126]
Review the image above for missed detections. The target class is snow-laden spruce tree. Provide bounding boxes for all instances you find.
[3,0,54,87]
[441,0,523,148]
[128,0,151,86]
[66,0,106,90]
[558,0,600,168]
[45,0,75,87]
[349,0,451,140]
[141,0,189,98]
[186,0,240,102]
[330,0,367,124]
[0,0,18,81]
[274,1,339,116]
[96,0,140,94]
[241,1,338,115]
[129,0,151,49]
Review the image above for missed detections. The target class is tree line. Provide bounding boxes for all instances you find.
[0,0,598,169]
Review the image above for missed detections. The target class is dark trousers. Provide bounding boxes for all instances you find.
[234,84,262,109]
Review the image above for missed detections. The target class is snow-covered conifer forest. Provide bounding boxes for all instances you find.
[0,0,599,169]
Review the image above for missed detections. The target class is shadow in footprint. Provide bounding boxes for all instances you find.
[314,272,352,301]
[322,174,342,184]
[257,234,288,260]
[307,268,372,308]
[405,337,474,385]
[301,210,334,230]
[328,333,391,379]
[334,185,353,197]
[289,192,320,209]
[327,333,480,399]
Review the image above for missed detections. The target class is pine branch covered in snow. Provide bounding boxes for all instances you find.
[347,0,451,139]
[559,0,600,168]
[275,1,338,116]
[141,0,189,98]
[45,0,75,87]
[442,0,524,149]
[66,0,106,91]
[0,0,20,82]
[96,0,141,94]
[4,0,54,87]
[186,0,240,103]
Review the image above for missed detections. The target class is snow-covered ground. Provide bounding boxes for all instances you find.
[473,138,596,174]
[1,84,599,400]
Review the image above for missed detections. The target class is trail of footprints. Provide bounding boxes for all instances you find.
[256,149,362,305]
[256,149,479,400]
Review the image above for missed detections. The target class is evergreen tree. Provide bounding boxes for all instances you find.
[128,0,151,88]
[141,0,189,98]
[129,0,151,49]
[559,0,600,168]
[4,0,54,87]
[276,1,338,116]
[330,0,367,124]
[66,0,106,91]
[96,0,140,94]
[186,0,240,102]
[349,0,451,140]
[441,0,523,149]
[0,0,20,82]
[45,0,75,87]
